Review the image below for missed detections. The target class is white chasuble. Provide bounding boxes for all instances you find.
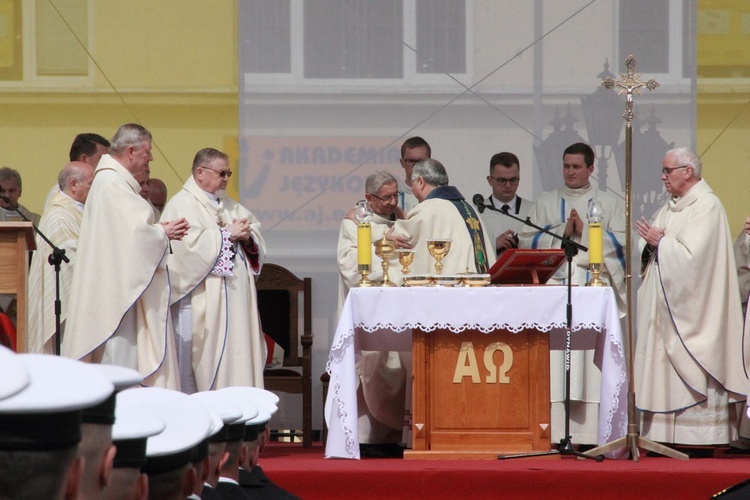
[27,191,83,354]
[391,191,495,276]
[635,180,749,444]
[62,155,178,389]
[163,176,267,391]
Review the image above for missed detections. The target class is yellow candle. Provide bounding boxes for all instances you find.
[357,223,372,266]
[588,222,603,264]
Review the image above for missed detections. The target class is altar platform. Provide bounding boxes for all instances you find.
[260,441,750,499]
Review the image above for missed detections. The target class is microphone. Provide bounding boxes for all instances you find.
[472,194,486,214]
[0,193,13,207]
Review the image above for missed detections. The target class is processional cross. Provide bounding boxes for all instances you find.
[583,56,687,461]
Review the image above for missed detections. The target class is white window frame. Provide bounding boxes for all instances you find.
[243,0,474,93]
[613,0,692,90]
[0,0,94,89]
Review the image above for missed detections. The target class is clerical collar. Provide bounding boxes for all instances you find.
[200,188,220,206]
[561,183,592,197]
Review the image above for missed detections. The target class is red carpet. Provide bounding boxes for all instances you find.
[259,442,750,499]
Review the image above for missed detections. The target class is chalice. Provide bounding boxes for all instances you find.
[427,239,451,275]
[374,235,397,287]
[395,249,415,276]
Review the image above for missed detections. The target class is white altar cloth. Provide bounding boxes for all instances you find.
[324,286,627,459]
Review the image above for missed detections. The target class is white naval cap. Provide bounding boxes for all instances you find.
[90,364,143,391]
[0,345,29,402]
[191,391,244,443]
[0,354,114,451]
[111,400,166,469]
[216,386,276,442]
[244,406,273,442]
[83,365,142,426]
[118,387,213,475]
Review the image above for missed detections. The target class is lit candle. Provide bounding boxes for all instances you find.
[357,223,372,266]
[588,201,604,265]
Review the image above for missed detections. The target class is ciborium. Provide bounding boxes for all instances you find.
[374,235,397,287]
[426,239,451,275]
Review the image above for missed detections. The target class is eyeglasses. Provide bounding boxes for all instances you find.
[661,165,688,175]
[368,192,399,203]
[202,166,233,178]
[402,158,424,166]
[489,176,519,186]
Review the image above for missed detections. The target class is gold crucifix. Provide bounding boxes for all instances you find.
[602,54,660,123]
[583,56,688,461]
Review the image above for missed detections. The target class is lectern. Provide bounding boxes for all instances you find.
[405,327,551,459]
[0,222,36,352]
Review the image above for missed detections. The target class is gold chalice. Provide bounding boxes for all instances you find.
[395,249,415,276]
[427,239,451,275]
[374,236,397,287]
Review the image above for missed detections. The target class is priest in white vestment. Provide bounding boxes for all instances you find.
[63,124,189,389]
[481,152,533,255]
[518,142,626,446]
[27,162,94,354]
[635,147,749,445]
[162,147,267,392]
[337,171,410,446]
[391,159,495,276]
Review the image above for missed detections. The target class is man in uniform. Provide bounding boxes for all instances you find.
[161,147,266,392]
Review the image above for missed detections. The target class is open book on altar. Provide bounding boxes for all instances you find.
[489,248,566,285]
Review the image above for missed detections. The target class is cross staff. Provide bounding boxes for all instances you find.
[602,54,660,122]
[582,55,688,461]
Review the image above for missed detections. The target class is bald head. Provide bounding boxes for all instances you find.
[147,178,167,212]
[58,161,95,204]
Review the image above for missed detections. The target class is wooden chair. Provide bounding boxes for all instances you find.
[256,263,313,447]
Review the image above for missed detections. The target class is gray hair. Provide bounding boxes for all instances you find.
[365,170,397,195]
[0,167,22,190]
[57,163,89,191]
[109,123,152,155]
[667,147,702,178]
[192,147,229,174]
[411,158,449,187]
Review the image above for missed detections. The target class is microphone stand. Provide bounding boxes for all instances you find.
[0,195,68,355]
[479,200,604,462]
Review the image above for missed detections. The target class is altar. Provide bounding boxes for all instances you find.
[324,286,627,460]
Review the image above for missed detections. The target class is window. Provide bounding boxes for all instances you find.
[617,0,692,84]
[241,0,470,87]
[0,0,91,86]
